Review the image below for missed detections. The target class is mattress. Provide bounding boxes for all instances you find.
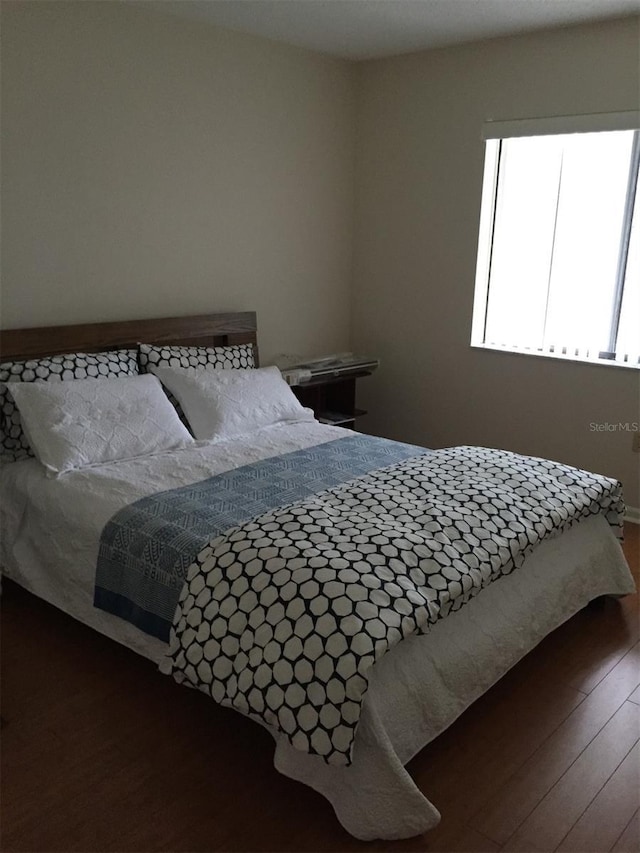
[0,422,635,839]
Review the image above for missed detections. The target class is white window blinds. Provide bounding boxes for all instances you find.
[471,112,640,368]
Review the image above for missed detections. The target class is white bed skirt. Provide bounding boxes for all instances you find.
[3,513,634,839]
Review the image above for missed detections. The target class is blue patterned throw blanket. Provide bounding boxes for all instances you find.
[162,445,624,766]
[94,434,426,640]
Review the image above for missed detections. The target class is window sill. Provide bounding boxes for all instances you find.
[470,343,640,371]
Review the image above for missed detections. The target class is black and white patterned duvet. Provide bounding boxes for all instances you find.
[163,446,624,765]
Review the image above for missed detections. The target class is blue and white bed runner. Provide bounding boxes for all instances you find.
[94,435,426,641]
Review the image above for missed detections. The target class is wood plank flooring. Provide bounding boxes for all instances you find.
[1,524,638,852]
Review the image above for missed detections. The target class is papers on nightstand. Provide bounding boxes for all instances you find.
[278,354,379,385]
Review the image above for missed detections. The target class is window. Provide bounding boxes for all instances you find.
[471,112,640,368]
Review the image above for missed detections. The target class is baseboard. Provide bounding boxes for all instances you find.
[624,506,640,525]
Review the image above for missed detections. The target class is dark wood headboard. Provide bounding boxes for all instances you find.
[0,312,258,363]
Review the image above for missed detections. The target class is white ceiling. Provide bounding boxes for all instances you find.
[149,0,640,60]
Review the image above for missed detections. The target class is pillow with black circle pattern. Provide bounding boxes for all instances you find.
[138,342,256,427]
[138,342,255,372]
[0,349,139,464]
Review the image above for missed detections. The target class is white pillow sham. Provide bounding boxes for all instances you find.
[138,342,254,430]
[0,348,139,463]
[8,374,194,476]
[151,365,314,443]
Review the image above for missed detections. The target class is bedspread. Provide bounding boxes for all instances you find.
[162,445,624,766]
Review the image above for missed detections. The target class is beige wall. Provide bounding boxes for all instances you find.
[3,4,639,505]
[353,17,640,507]
[1,1,355,363]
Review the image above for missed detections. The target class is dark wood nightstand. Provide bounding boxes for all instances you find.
[291,370,372,429]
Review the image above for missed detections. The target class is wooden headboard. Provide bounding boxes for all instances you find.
[0,312,258,363]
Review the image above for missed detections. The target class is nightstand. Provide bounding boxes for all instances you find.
[291,370,372,429]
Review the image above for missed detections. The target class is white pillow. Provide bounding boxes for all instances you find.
[0,348,139,463]
[151,365,314,442]
[8,374,194,476]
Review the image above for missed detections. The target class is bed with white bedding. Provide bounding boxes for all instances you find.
[0,312,635,841]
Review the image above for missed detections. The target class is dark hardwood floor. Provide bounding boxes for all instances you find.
[1,524,638,852]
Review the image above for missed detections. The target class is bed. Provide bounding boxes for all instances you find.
[0,312,635,841]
